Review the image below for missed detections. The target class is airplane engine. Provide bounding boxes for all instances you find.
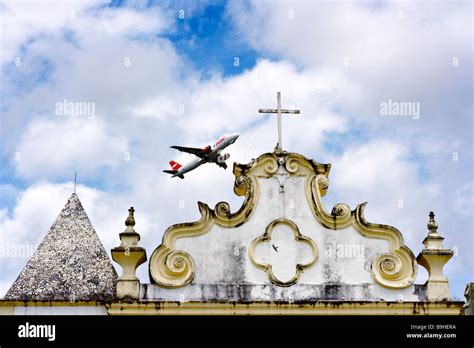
[201,145,211,154]
[217,153,230,163]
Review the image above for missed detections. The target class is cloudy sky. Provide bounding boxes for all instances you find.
[0,0,472,299]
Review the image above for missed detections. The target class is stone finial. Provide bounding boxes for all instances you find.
[416,212,454,301]
[427,211,440,237]
[111,207,147,300]
[125,207,135,228]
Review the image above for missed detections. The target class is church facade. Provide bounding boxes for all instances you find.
[1,150,471,315]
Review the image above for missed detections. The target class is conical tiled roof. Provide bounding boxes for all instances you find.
[5,193,117,301]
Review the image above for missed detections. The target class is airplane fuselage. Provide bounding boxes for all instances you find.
[176,156,207,177]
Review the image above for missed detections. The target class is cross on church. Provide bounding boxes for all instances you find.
[258,92,300,152]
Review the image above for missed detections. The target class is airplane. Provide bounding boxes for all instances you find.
[163,133,240,179]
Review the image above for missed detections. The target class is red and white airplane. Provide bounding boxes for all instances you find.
[163,133,239,179]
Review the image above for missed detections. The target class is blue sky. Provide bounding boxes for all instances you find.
[164,1,259,76]
[0,0,472,300]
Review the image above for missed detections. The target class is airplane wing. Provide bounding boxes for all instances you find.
[170,146,207,159]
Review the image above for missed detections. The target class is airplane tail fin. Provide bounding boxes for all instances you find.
[169,160,182,171]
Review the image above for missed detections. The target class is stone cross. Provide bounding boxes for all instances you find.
[259,92,300,151]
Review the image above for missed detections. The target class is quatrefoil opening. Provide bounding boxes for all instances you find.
[249,218,318,287]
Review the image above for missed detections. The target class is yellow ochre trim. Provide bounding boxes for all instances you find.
[106,300,464,316]
[248,218,318,286]
[306,174,417,289]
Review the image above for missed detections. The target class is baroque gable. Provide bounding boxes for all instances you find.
[148,151,418,301]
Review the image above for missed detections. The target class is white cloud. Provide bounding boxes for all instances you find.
[0,0,105,65]
[1,1,183,152]
[229,1,473,135]
[15,117,129,179]
[175,60,349,139]
[0,1,173,65]
[327,139,430,244]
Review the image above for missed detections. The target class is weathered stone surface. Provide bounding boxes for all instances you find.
[141,283,426,302]
[5,193,117,301]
